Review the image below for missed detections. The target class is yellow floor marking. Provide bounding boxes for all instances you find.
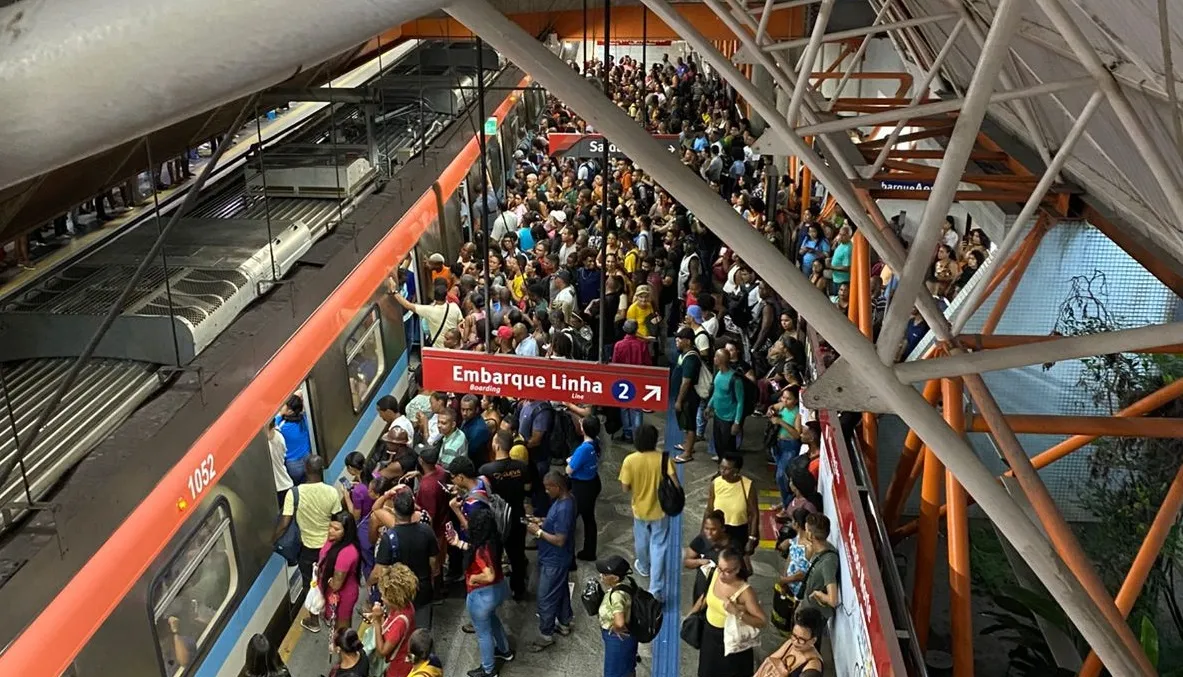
[278,607,309,663]
[759,539,777,550]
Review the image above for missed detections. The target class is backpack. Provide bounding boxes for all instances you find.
[470,479,514,543]
[682,351,712,400]
[658,452,685,516]
[274,487,301,566]
[539,403,581,463]
[617,578,663,643]
[732,372,758,422]
[562,326,594,361]
[726,283,757,331]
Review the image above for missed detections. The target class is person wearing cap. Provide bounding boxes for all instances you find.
[625,284,658,342]
[610,320,651,442]
[494,324,515,354]
[684,305,713,358]
[551,269,577,325]
[595,555,638,677]
[391,282,462,349]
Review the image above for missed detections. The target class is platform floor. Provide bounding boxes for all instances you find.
[280,411,831,677]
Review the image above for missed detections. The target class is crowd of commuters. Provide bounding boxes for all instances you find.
[254,48,999,677]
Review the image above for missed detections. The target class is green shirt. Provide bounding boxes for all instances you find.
[439,429,468,468]
[831,242,852,284]
[599,586,633,631]
[709,370,745,424]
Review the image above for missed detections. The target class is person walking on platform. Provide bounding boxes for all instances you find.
[526,471,577,652]
[619,423,677,601]
[449,509,514,677]
[706,349,744,460]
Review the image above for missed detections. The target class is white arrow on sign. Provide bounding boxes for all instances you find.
[667,144,676,153]
[642,384,662,402]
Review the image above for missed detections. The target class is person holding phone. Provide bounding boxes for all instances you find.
[448,509,513,677]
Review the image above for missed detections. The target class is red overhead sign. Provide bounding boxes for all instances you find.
[547,133,680,159]
[421,348,669,410]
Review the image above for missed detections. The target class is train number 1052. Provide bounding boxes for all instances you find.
[186,454,218,499]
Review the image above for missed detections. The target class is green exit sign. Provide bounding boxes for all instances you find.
[484,117,498,136]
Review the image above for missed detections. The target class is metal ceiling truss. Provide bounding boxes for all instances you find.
[447,0,1183,673]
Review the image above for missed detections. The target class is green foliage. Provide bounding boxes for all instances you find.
[979,586,1077,676]
[1141,614,1160,669]
[1047,270,1183,667]
[968,522,1017,596]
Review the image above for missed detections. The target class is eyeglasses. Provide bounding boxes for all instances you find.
[791,632,813,644]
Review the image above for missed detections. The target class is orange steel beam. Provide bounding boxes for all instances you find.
[883,376,942,526]
[944,378,974,677]
[911,446,944,652]
[866,149,1009,161]
[967,415,1183,437]
[858,126,955,149]
[817,40,859,78]
[1078,461,1183,677]
[1082,204,1183,299]
[397,5,801,42]
[852,233,878,489]
[981,219,1047,334]
[959,333,1183,354]
[1021,376,1183,472]
[869,189,1052,202]
[800,139,813,220]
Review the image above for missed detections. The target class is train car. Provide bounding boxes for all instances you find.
[0,61,548,677]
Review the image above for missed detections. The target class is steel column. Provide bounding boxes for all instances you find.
[912,444,944,652]
[764,12,958,51]
[962,371,1153,676]
[785,0,836,126]
[1033,0,1183,227]
[882,376,941,526]
[440,4,1149,672]
[875,0,1026,363]
[950,89,1104,333]
[943,378,973,677]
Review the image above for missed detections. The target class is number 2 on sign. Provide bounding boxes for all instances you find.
[186,453,218,499]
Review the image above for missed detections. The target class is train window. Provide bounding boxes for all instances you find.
[345,306,385,413]
[150,502,238,677]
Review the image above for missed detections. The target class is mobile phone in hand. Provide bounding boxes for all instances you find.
[445,522,457,541]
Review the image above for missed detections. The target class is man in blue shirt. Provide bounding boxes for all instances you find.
[706,348,745,459]
[526,471,576,652]
[459,394,492,466]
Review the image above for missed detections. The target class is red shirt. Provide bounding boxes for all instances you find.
[612,334,652,366]
[416,467,450,536]
[382,606,416,677]
[465,544,504,593]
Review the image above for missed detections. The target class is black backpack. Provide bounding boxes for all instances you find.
[732,373,758,423]
[540,403,581,464]
[658,452,685,516]
[562,326,595,361]
[470,480,514,543]
[618,578,663,643]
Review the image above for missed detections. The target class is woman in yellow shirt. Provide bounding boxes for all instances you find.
[688,549,766,677]
[505,256,526,305]
[705,455,759,557]
[626,285,658,340]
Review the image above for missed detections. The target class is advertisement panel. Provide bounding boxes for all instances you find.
[815,410,905,677]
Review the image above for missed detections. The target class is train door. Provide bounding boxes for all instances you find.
[457,178,472,243]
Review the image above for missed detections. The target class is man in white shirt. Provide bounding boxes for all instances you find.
[491,206,519,243]
[377,395,415,440]
[551,270,577,324]
[392,285,461,347]
[267,421,293,505]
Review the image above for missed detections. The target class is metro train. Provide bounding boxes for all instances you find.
[0,65,546,677]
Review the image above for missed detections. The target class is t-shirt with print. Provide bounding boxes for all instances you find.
[538,495,576,568]
[282,482,342,549]
[619,451,676,522]
[479,459,529,519]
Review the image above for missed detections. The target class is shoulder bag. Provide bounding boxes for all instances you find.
[722,583,761,655]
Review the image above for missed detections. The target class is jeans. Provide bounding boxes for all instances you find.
[602,628,639,677]
[571,475,602,557]
[285,457,307,485]
[621,408,643,440]
[467,579,511,672]
[536,563,574,637]
[632,516,672,599]
[774,438,801,507]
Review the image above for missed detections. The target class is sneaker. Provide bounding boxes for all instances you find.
[467,667,497,677]
[556,622,572,636]
[633,560,650,578]
[495,648,516,662]
[528,637,555,652]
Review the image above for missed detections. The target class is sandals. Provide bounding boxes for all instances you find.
[673,455,694,464]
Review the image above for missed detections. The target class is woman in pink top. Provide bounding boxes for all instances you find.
[316,511,363,633]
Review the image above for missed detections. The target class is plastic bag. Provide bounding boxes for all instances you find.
[304,564,325,616]
[723,584,761,655]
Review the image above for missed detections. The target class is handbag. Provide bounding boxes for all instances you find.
[754,652,791,677]
[580,578,605,617]
[723,584,761,655]
[274,487,301,565]
[363,612,409,676]
[770,582,799,633]
[680,567,714,650]
[658,452,685,516]
[303,563,325,616]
